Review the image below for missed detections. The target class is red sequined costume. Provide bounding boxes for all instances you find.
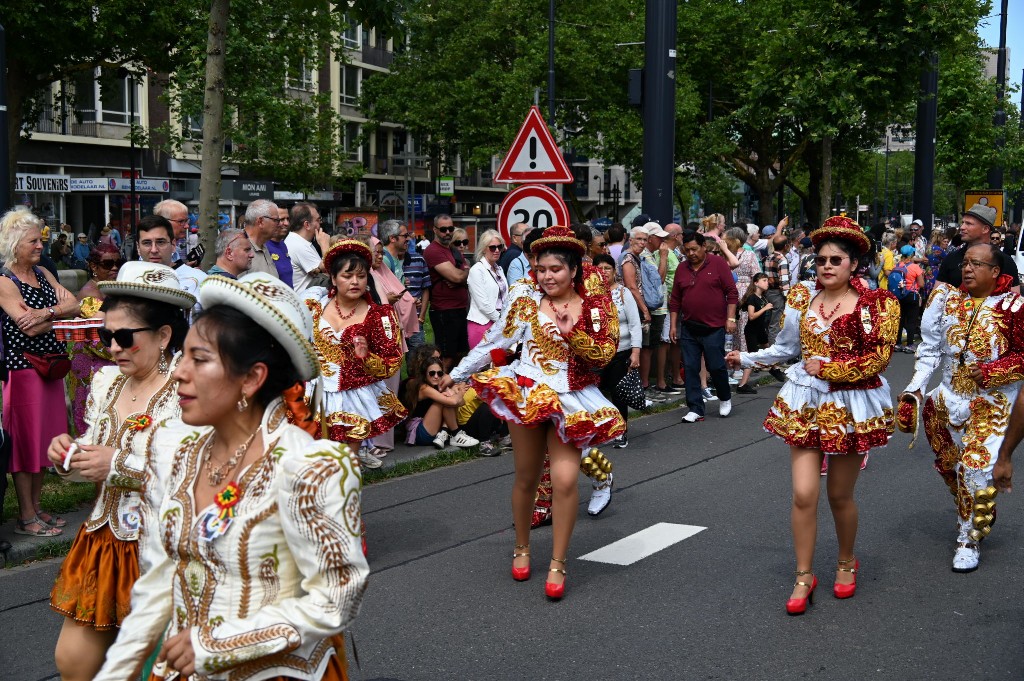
[905,278,1024,557]
[450,269,625,448]
[306,294,408,443]
[739,277,899,454]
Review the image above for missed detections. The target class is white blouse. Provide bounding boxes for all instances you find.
[95,399,369,681]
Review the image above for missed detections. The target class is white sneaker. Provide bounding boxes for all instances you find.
[952,543,980,573]
[449,430,480,448]
[358,449,384,469]
[681,411,704,423]
[588,473,613,516]
[728,376,739,385]
[432,430,450,450]
[719,399,732,417]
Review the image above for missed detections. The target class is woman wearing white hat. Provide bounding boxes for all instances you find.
[93,271,368,681]
[46,262,194,681]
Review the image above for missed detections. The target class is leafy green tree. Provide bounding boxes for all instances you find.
[0,0,179,185]
[360,0,654,212]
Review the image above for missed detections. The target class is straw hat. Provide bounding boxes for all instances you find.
[198,272,319,381]
[98,262,197,309]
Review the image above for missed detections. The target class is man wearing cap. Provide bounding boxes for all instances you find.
[242,199,283,279]
[645,222,680,396]
[938,203,1020,290]
[73,233,91,265]
[902,243,1024,573]
[893,245,925,353]
[909,219,928,260]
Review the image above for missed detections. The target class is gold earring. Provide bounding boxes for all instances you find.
[237,394,249,412]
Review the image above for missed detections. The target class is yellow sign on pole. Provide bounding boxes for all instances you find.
[964,190,1005,227]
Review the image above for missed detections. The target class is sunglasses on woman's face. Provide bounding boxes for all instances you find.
[427,370,444,377]
[453,239,469,247]
[98,326,154,348]
[98,259,123,268]
[814,255,849,267]
[487,244,505,252]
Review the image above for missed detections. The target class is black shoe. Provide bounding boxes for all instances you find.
[769,368,787,382]
[736,384,758,394]
[656,385,681,395]
[613,435,629,449]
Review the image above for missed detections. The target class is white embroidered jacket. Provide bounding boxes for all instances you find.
[57,365,179,542]
[95,399,369,681]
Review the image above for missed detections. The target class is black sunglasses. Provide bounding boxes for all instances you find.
[427,370,444,377]
[487,244,505,252]
[436,226,455,234]
[97,259,124,268]
[453,239,469,247]
[98,326,154,348]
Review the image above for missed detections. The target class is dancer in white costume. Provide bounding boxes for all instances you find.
[902,243,1024,573]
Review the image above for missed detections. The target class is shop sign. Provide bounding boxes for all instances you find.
[69,178,110,191]
[16,173,70,193]
[438,176,455,196]
[230,180,272,201]
[103,178,171,193]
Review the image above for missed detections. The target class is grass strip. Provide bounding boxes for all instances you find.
[3,475,96,521]
[362,446,481,485]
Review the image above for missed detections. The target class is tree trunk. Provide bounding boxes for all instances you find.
[5,60,28,205]
[198,0,231,271]
[819,135,833,227]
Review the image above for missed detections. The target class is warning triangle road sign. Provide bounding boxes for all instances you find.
[493,106,574,184]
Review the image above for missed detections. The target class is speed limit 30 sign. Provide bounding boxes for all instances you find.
[497,185,570,244]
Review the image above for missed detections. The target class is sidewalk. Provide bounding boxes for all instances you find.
[0,386,711,567]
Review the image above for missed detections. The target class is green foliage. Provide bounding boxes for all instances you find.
[361,0,651,174]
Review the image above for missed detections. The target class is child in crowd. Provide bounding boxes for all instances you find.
[736,272,771,394]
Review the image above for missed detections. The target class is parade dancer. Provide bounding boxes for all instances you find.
[902,243,1024,572]
[94,272,368,681]
[45,263,193,681]
[526,262,620,526]
[305,239,408,469]
[447,226,625,600]
[727,216,899,615]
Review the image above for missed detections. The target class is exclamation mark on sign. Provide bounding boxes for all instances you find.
[529,136,537,169]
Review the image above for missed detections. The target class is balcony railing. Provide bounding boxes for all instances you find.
[33,107,97,137]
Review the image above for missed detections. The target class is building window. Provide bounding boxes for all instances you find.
[286,59,315,92]
[341,65,360,105]
[341,15,361,49]
[73,68,139,125]
[98,68,140,125]
[392,130,407,156]
[343,122,361,162]
[183,112,203,138]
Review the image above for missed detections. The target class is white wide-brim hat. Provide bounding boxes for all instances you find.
[198,272,319,381]
[98,262,197,309]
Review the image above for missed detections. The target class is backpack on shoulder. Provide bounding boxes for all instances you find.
[887,263,916,301]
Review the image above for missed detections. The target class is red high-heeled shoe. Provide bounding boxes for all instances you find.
[512,544,531,581]
[833,557,858,598]
[545,557,567,599]
[786,571,817,615]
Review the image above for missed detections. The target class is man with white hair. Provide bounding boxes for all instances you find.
[153,199,192,264]
[243,198,282,278]
[207,229,254,279]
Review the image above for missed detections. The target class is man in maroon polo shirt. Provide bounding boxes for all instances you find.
[668,230,738,422]
[423,214,471,369]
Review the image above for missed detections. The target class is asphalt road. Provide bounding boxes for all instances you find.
[3,352,1023,681]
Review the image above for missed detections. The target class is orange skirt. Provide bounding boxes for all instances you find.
[147,634,349,680]
[50,524,139,630]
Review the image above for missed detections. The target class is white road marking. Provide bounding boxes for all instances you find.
[578,522,707,566]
